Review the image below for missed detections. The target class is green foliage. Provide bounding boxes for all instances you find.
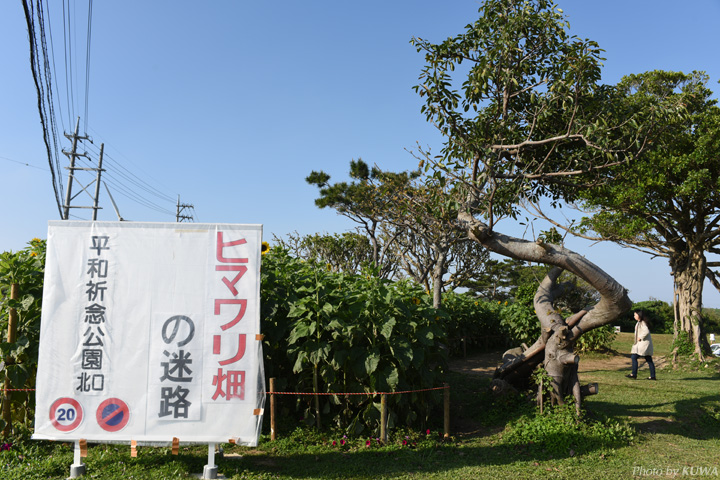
[261,247,447,434]
[576,71,720,344]
[672,331,695,357]
[274,231,375,275]
[530,366,555,401]
[503,402,636,456]
[513,281,537,308]
[463,258,526,301]
[307,160,491,307]
[411,0,629,219]
[616,300,674,334]
[1,238,46,434]
[703,308,720,333]
[498,282,540,346]
[575,324,617,353]
[499,302,540,346]
[440,292,507,355]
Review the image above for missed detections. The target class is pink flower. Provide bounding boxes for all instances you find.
[426,429,431,435]
[332,441,337,447]
[365,440,371,447]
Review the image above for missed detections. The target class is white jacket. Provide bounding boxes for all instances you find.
[631,320,654,356]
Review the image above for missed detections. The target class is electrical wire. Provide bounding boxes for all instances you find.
[62,0,74,126]
[83,0,92,133]
[83,133,176,203]
[43,0,66,135]
[37,0,65,202]
[0,155,48,171]
[22,1,194,222]
[78,143,177,217]
[21,0,64,218]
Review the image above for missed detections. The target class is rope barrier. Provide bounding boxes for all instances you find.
[3,384,452,441]
[268,385,449,396]
[1,386,450,395]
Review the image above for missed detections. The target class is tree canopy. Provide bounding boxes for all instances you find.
[574,70,720,358]
[307,159,491,307]
[408,0,696,406]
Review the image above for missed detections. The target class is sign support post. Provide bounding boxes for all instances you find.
[70,441,85,478]
[203,443,218,479]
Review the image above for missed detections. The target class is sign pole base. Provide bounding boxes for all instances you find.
[203,443,218,479]
[69,441,86,478]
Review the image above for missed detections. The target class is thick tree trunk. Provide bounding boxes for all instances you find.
[459,213,631,410]
[671,249,710,361]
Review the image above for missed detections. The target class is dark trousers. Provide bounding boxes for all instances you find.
[631,353,656,378]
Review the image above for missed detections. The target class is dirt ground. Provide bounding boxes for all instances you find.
[447,350,669,378]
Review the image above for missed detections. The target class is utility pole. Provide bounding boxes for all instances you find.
[62,117,88,219]
[92,143,104,220]
[62,117,105,220]
[176,195,194,222]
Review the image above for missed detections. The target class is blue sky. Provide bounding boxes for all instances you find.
[2,1,720,307]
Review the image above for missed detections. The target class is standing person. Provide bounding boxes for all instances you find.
[627,310,656,380]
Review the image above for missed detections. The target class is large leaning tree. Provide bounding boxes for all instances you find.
[568,71,720,361]
[411,0,691,409]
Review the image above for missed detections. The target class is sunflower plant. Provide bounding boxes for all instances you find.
[260,248,447,435]
[1,238,46,437]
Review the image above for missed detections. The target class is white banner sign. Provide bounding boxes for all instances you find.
[33,221,265,445]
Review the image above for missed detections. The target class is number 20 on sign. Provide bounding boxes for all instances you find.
[49,397,84,432]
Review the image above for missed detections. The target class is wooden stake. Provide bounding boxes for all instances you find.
[380,394,388,443]
[313,365,321,430]
[269,378,276,441]
[443,384,450,438]
[2,283,19,438]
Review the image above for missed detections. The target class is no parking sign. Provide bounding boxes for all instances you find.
[96,398,130,432]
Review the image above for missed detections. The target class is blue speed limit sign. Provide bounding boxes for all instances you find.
[50,397,84,432]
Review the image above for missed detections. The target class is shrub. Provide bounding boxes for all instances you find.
[672,330,695,357]
[617,300,674,334]
[441,293,506,355]
[0,238,46,436]
[260,248,447,434]
[503,401,636,456]
[498,282,541,346]
[703,308,720,333]
[575,324,617,353]
[499,303,540,346]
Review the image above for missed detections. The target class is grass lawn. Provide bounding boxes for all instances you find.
[3,333,719,479]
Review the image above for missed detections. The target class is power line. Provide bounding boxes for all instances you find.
[83,140,176,203]
[37,0,65,202]
[72,148,176,218]
[62,0,74,126]
[83,0,93,133]
[0,155,48,171]
[43,0,66,134]
[21,0,64,218]
[22,1,193,222]
[85,127,177,200]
